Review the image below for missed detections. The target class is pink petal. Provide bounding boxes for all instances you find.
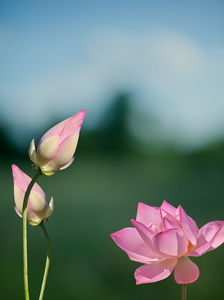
[152,228,189,258]
[15,189,42,223]
[39,110,86,144]
[12,165,51,223]
[12,165,45,198]
[136,202,162,230]
[190,222,221,256]
[209,221,224,248]
[135,258,177,284]
[160,200,177,218]
[12,164,30,192]
[174,256,199,284]
[59,157,75,170]
[58,110,86,143]
[131,220,162,259]
[163,217,181,231]
[46,132,79,170]
[179,205,198,246]
[111,228,155,263]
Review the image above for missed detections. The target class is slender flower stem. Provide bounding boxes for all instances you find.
[182,284,187,300]
[39,222,51,300]
[22,168,42,300]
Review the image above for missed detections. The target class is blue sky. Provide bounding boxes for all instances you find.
[1,0,224,150]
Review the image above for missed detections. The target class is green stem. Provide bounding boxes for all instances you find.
[182,284,187,300]
[22,168,42,300]
[39,222,51,300]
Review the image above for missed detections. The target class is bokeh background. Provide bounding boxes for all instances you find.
[1,1,224,299]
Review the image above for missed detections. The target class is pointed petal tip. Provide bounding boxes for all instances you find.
[110,231,118,239]
[11,164,17,173]
[74,109,86,120]
[78,109,86,122]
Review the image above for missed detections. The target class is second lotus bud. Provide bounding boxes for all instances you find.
[12,164,54,226]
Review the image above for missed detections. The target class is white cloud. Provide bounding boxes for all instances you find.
[1,27,224,149]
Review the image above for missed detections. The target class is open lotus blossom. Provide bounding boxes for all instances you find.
[12,164,54,226]
[29,110,86,175]
[111,201,224,284]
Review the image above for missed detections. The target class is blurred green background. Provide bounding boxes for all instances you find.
[2,95,224,299]
[1,1,224,299]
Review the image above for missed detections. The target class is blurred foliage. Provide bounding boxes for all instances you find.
[79,92,134,155]
[1,95,224,299]
[0,124,14,157]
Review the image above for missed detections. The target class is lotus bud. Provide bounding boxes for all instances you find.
[29,110,86,175]
[12,164,54,226]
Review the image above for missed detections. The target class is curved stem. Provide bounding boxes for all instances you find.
[39,222,51,300]
[22,168,42,300]
[182,284,187,300]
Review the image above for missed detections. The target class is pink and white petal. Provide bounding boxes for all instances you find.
[12,165,30,192]
[31,181,46,200]
[13,184,43,223]
[14,206,22,218]
[28,139,37,165]
[46,197,54,218]
[152,228,189,258]
[136,202,162,229]
[111,228,155,263]
[38,118,66,143]
[131,220,162,259]
[14,185,25,214]
[37,136,59,167]
[15,198,40,223]
[39,110,85,143]
[190,222,221,257]
[59,157,75,170]
[174,257,199,284]
[58,110,86,142]
[29,190,47,220]
[49,132,79,170]
[179,205,198,246]
[209,221,224,249]
[12,165,46,200]
[135,258,177,284]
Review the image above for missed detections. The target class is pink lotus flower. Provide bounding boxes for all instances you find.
[29,110,86,175]
[111,201,224,284]
[12,164,54,226]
